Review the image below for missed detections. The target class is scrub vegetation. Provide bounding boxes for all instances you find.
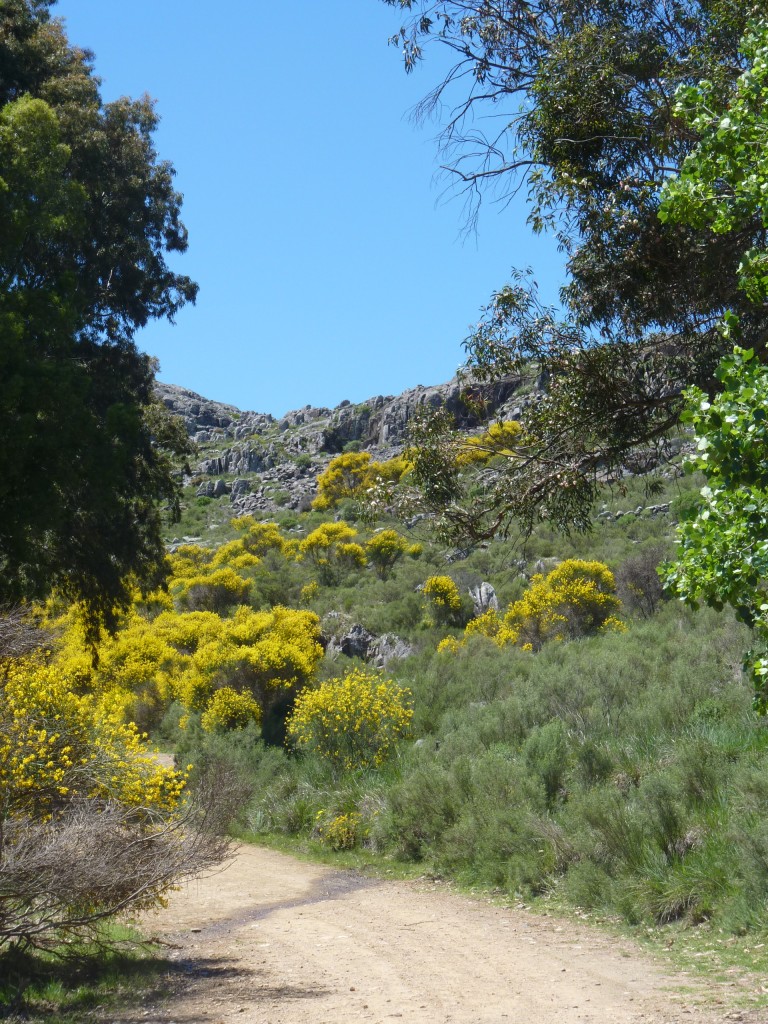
[7,2,768,1017]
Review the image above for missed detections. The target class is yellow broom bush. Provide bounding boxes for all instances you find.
[286,668,413,771]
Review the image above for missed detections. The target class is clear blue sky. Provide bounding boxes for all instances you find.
[54,1,564,417]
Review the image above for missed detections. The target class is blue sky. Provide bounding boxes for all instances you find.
[54,1,564,417]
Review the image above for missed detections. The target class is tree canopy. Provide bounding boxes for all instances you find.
[0,1,196,638]
[380,0,766,540]
[657,19,768,707]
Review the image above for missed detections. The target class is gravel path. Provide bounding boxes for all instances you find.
[107,844,765,1024]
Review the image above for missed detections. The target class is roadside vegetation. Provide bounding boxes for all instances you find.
[22,452,766,944]
[7,2,768,1018]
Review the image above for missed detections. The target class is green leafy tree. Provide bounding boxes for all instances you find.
[379,0,764,540]
[657,20,768,707]
[0,3,196,641]
[661,348,768,705]
[658,19,768,307]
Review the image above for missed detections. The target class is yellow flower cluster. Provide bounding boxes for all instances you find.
[47,515,328,732]
[451,559,625,652]
[365,529,421,579]
[200,686,261,732]
[286,668,413,771]
[298,522,367,581]
[315,809,363,850]
[231,517,294,557]
[299,521,357,561]
[178,605,323,712]
[423,575,462,611]
[166,543,213,579]
[422,575,463,625]
[0,657,186,821]
[312,452,410,511]
[173,566,251,612]
[456,420,523,466]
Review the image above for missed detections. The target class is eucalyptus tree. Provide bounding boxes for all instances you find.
[380,1,764,540]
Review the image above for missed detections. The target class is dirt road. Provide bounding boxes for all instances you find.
[113,845,760,1024]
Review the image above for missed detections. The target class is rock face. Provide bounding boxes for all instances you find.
[321,614,414,668]
[319,376,523,452]
[469,582,499,617]
[155,382,275,440]
[157,373,529,518]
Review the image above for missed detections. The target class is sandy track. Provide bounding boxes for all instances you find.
[109,845,761,1024]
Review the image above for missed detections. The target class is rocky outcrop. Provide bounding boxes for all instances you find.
[155,383,274,442]
[469,582,499,617]
[319,376,524,452]
[320,613,414,668]
[157,372,532,518]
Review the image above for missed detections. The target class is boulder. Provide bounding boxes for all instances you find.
[339,623,376,660]
[469,582,499,617]
[368,633,414,668]
[230,477,251,500]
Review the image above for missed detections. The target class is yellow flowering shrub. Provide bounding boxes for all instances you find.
[133,586,174,617]
[174,567,251,612]
[455,559,624,652]
[422,575,463,625]
[505,559,623,650]
[39,524,326,736]
[153,609,222,655]
[167,544,214,579]
[48,585,323,733]
[95,612,177,692]
[200,686,261,732]
[231,518,290,557]
[365,529,411,579]
[375,455,412,483]
[463,609,519,647]
[299,521,357,560]
[179,605,323,717]
[336,541,367,569]
[312,452,410,510]
[0,657,186,822]
[300,580,320,604]
[299,522,363,582]
[286,668,413,771]
[456,420,523,466]
[436,635,461,655]
[312,452,374,510]
[209,540,261,572]
[315,809,363,850]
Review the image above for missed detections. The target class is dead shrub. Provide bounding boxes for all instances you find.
[0,789,231,953]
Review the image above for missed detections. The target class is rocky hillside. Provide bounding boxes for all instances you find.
[156,375,530,518]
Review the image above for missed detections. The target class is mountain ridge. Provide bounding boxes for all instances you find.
[156,374,531,520]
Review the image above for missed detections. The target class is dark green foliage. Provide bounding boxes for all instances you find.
[380,1,765,541]
[0,3,195,639]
